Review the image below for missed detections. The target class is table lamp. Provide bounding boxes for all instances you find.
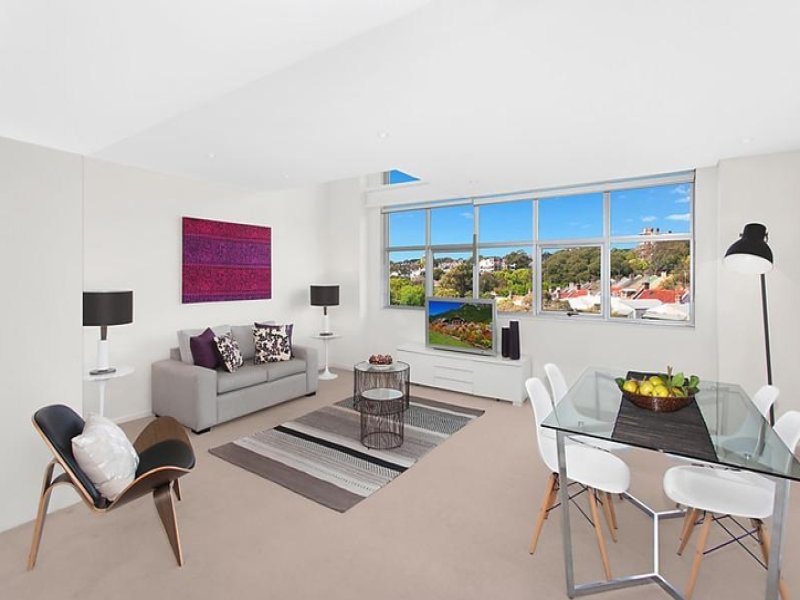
[724,223,775,424]
[83,290,134,375]
[310,285,339,336]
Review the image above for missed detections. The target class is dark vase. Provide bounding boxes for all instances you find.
[509,321,521,360]
[501,327,510,358]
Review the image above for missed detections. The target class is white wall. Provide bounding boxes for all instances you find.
[332,166,721,386]
[716,151,800,403]
[82,158,328,421]
[0,137,84,532]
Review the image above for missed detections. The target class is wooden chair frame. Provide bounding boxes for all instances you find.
[28,416,193,570]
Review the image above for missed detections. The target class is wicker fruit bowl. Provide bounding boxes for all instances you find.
[616,367,700,413]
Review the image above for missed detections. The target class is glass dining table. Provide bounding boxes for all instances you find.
[541,367,800,600]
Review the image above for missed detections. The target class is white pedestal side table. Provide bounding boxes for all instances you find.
[83,366,134,417]
[311,334,341,380]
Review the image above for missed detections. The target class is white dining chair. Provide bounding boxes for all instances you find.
[526,377,631,580]
[752,384,780,420]
[663,410,800,599]
[543,363,628,454]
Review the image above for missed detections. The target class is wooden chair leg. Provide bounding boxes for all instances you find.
[754,520,790,600]
[677,508,698,556]
[685,512,714,599]
[588,489,612,580]
[154,484,184,566]
[607,492,618,530]
[529,473,558,555]
[601,492,618,542]
[27,461,56,570]
[543,477,559,521]
[173,478,182,502]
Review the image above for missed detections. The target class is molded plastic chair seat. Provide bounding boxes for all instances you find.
[556,441,630,495]
[663,466,774,520]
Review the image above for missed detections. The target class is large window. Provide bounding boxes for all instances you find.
[384,175,694,324]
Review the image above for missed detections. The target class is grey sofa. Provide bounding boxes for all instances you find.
[152,324,318,433]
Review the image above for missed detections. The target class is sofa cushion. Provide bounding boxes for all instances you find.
[230,325,256,361]
[217,363,269,394]
[254,325,292,364]
[72,415,139,502]
[264,358,307,382]
[178,324,230,364]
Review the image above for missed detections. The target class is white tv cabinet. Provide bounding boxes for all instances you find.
[396,343,530,406]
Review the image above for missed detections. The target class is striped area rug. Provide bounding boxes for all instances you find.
[209,397,484,512]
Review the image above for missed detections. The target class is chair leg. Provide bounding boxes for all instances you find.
[27,461,56,570]
[607,492,618,530]
[601,492,618,542]
[173,479,182,502]
[677,508,699,556]
[153,484,184,566]
[685,512,714,599]
[754,520,790,600]
[529,473,558,555]
[588,489,612,580]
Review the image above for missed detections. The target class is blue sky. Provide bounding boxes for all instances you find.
[388,183,691,250]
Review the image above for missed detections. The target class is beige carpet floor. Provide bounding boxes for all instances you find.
[2,369,798,600]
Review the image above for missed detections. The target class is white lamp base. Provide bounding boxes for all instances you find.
[90,339,117,375]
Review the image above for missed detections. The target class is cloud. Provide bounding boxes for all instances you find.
[670,185,688,195]
[666,213,691,222]
[460,212,473,219]
[641,215,657,223]
[675,196,691,204]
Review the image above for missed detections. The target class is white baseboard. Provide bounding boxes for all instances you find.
[113,411,154,425]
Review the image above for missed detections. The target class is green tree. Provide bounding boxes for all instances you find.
[440,262,472,297]
[504,250,532,270]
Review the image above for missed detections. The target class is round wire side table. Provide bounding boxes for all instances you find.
[353,361,410,449]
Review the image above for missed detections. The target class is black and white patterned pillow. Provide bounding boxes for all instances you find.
[254,325,292,364]
[214,333,243,372]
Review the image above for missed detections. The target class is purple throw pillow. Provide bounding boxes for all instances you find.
[190,327,220,369]
[255,322,293,355]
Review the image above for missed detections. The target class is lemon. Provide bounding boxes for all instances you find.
[653,385,670,397]
[622,380,639,393]
[649,376,665,387]
[671,387,686,398]
[638,381,655,396]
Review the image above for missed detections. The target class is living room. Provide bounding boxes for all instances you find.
[2,2,800,599]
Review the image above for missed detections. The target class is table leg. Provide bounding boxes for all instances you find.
[556,430,576,597]
[98,379,107,417]
[765,477,790,600]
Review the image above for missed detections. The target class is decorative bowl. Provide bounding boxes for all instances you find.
[369,364,393,371]
[617,369,699,413]
[621,391,694,413]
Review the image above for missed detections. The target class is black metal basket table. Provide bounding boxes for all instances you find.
[353,361,410,449]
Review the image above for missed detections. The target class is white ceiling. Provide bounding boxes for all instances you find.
[3,1,800,196]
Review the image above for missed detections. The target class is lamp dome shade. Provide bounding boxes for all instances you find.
[309,285,339,307]
[724,223,773,275]
[83,291,134,326]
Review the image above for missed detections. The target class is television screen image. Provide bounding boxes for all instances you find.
[426,298,495,355]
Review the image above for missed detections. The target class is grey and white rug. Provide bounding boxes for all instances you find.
[209,397,484,512]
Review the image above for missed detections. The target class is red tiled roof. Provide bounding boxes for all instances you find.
[560,289,589,299]
[637,289,681,303]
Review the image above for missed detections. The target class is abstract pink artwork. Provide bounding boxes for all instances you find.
[182,217,272,303]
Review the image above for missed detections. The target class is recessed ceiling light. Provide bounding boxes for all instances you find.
[740,136,753,145]
[283,174,290,180]
[207,152,216,159]
[377,131,390,139]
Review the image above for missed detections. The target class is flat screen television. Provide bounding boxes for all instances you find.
[425,297,496,356]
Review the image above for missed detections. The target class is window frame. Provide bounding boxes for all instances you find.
[383,174,695,326]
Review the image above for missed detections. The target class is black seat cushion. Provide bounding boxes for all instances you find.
[136,439,196,477]
[33,405,107,509]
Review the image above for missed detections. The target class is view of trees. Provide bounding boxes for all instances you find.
[611,240,690,288]
[541,247,601,291]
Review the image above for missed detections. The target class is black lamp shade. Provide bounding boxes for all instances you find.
[310,285,339,307]
[83,291,134,326]
[724,223,774,275]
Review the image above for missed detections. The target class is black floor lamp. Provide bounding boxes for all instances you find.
[724,223,775,424]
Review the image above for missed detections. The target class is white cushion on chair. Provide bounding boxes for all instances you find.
[72,415,139,501]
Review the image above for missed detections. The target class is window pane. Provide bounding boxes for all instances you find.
[479,247,532,312]
[388,210,425,247]
[538,193,603,240]
[610,240,691,321]
[388,251,425,307]
[479,200,533,243]
[433,251,473,298]
[610,183,692,237]
[540,246,602,313]
[431,205,474,245]
[385,169,420,185]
